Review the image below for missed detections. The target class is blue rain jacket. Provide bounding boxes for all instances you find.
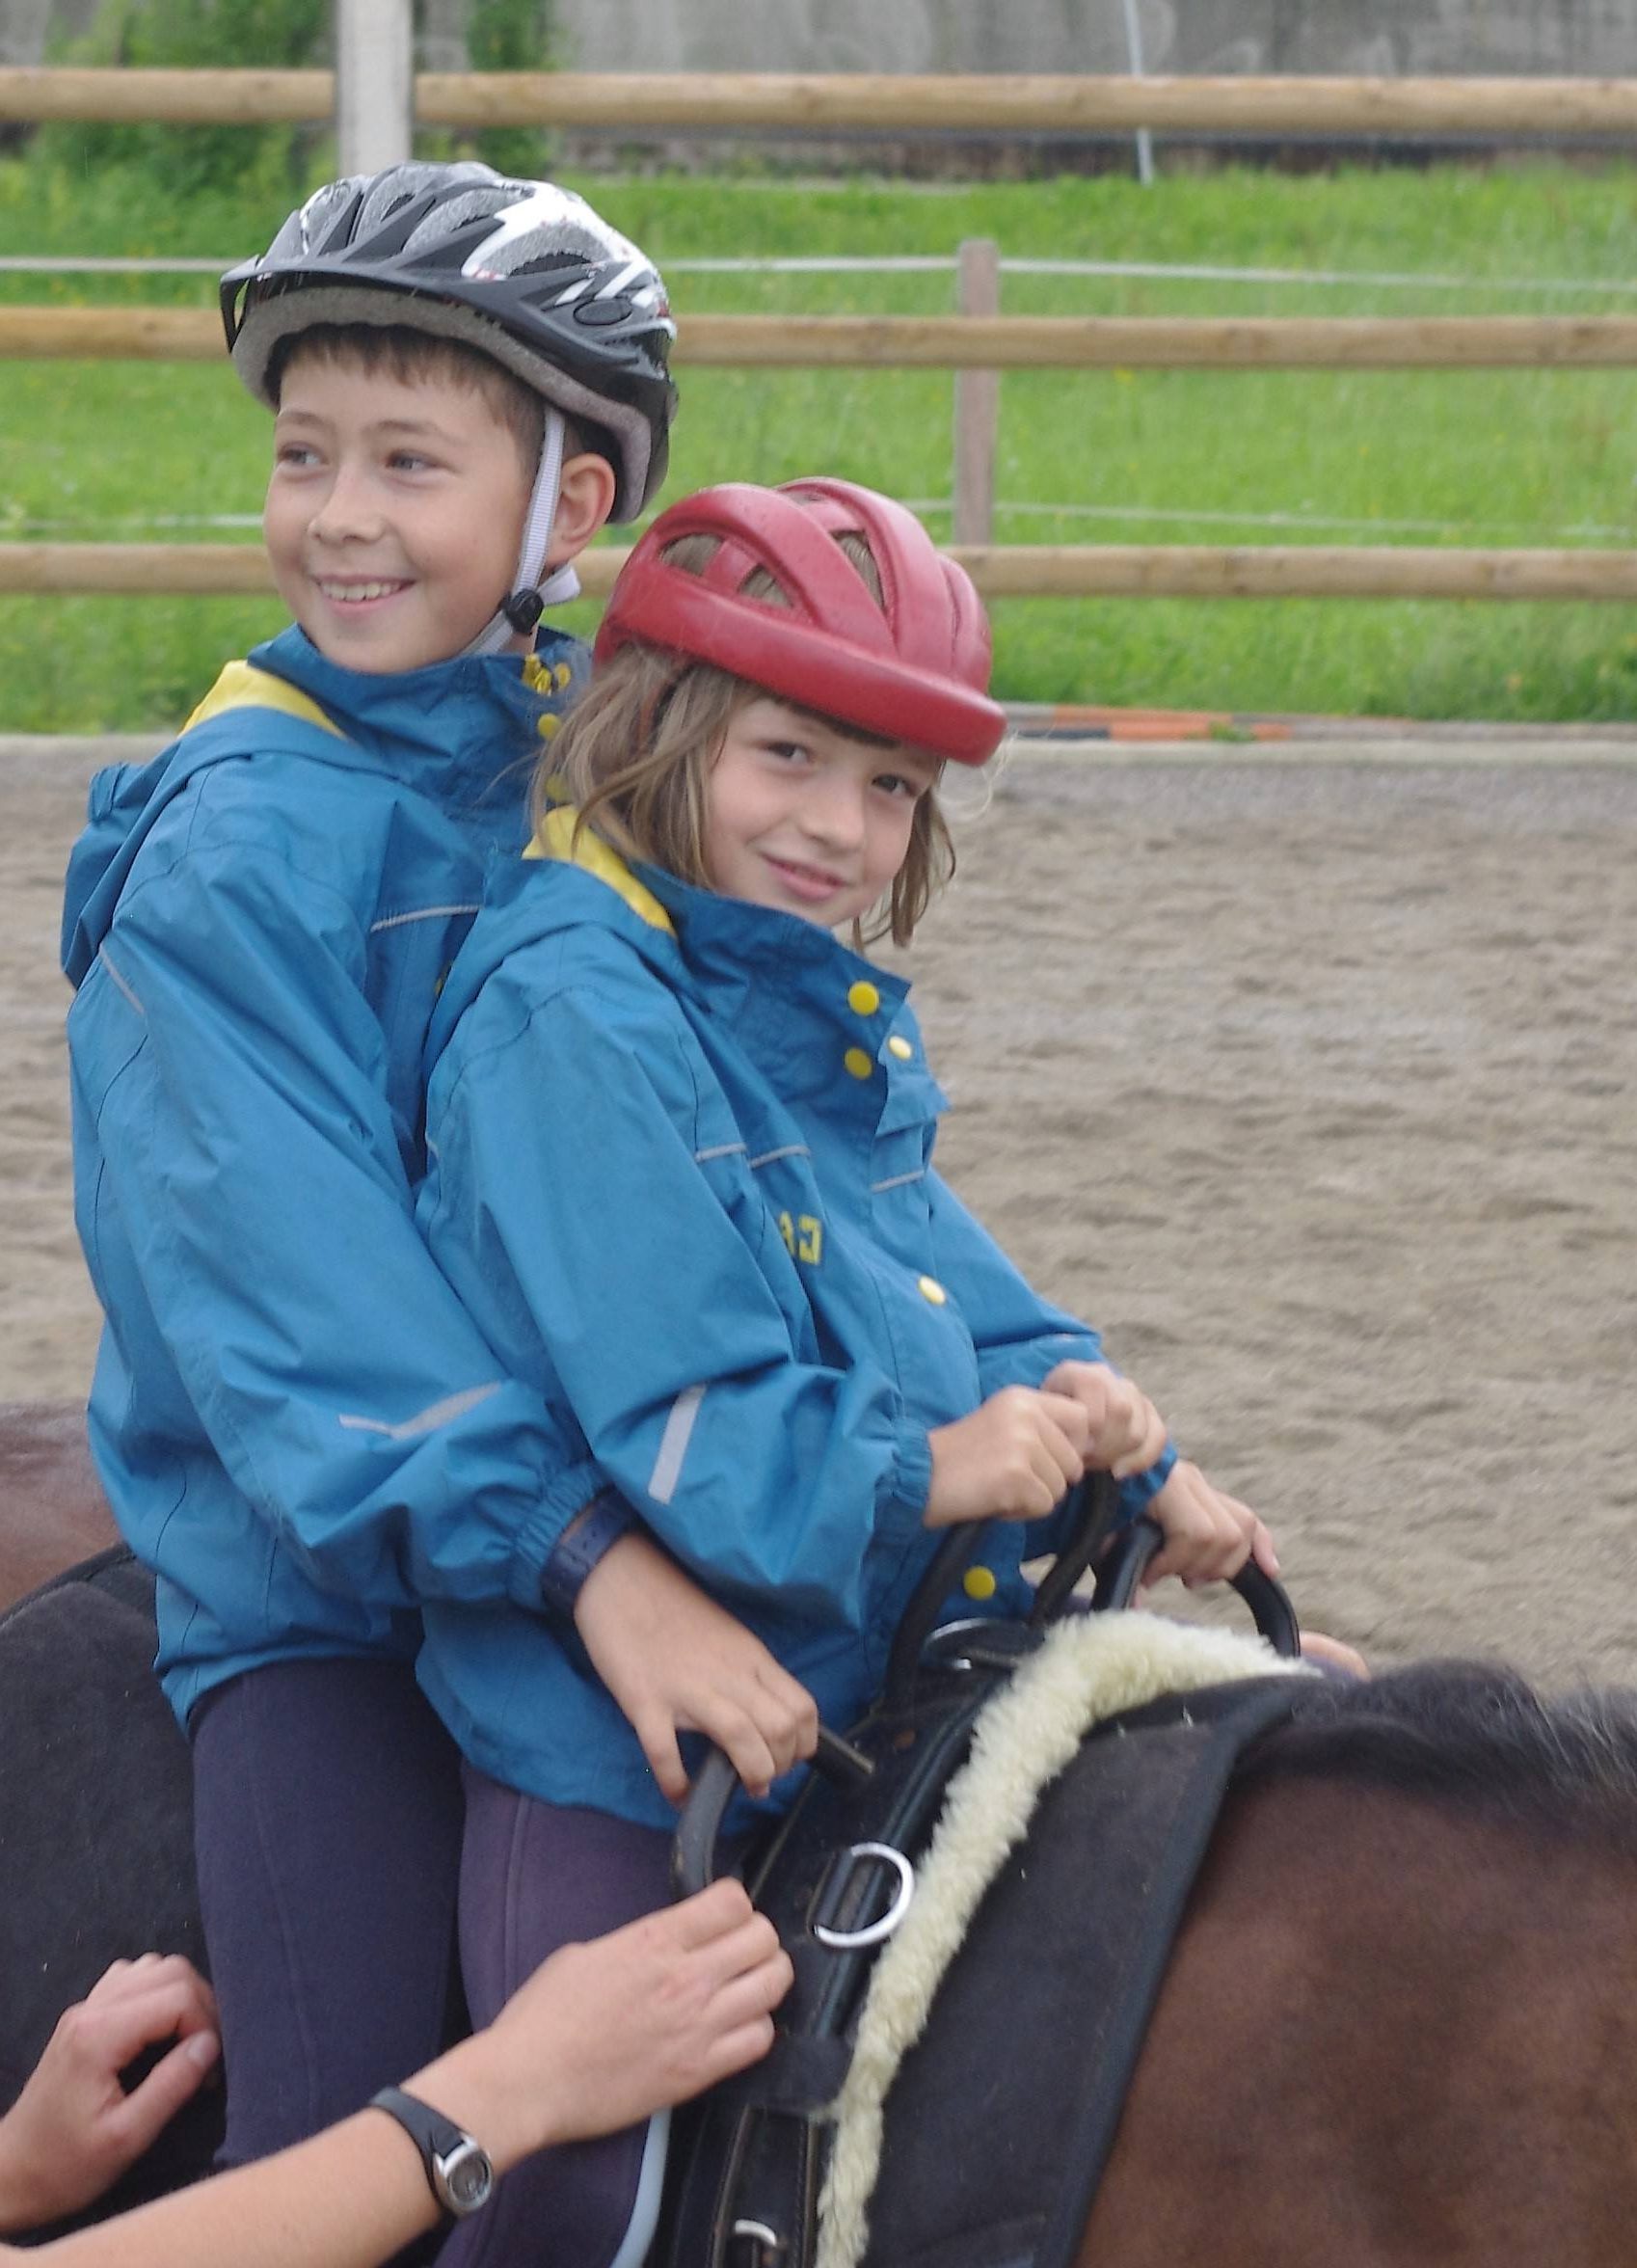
[415,821,1175,1829]
[61,626,606,1724]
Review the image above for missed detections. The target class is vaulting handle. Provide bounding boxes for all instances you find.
[1090,1514,1303,1660]
[882,1521,989,1713]
[670,1491,1302,1903]
[670,1724,874,1904]
[882,1470,1117,1712]
[1027,1471,1122,1626]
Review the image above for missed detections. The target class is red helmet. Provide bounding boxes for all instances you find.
[594,478,1006,765]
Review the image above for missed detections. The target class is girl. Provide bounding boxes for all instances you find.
[415,477,1274,2265]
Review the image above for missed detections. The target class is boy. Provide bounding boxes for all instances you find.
[60,160,815,2202]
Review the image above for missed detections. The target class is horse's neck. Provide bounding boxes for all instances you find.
[1081,1775,1637,2268]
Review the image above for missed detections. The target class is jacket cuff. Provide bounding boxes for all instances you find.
[505,1460,606,1609]
[1114,1439,1178,1524]
[538,1488,636,1620]
[977,1330,1103,1397]
[889,1424,935,1519]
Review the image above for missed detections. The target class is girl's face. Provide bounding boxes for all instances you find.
[703,696,938,932]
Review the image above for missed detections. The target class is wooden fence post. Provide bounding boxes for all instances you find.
[953,238,1000,547]
[335,0,414,175]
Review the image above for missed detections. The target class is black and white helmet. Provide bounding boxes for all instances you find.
[220,161,676,521]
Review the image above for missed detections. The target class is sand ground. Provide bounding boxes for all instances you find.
[4,736,1634,1687]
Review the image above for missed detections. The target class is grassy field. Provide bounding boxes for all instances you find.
[5,155,1637,730]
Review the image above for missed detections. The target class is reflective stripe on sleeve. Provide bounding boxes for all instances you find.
[649,1384,706,1504]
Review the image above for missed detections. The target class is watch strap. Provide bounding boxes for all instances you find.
[539,1486,636,1618]
[369,2086,488,2219]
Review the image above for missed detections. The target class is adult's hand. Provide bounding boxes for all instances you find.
[427,1877,792,2170]
[0,1956,220,2234]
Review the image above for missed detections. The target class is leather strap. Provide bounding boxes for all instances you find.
[368,2087,465,2218]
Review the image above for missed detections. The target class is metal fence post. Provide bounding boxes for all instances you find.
[335,0,414,174]
[1118,0,1155,184]
[953,237,999,547]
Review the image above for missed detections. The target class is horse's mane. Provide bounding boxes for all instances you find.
[1237,1660,1637,1850]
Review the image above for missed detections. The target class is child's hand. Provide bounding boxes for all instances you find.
[0,1955,220,2233]
[1144,1459,1278,1589]
[925,1386,1091,1527]
[1040,1360,1167,1478]
[574,1531,818,1804]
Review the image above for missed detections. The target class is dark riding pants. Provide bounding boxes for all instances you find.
[190,1658,466,2173]
[438,1769,675,2268]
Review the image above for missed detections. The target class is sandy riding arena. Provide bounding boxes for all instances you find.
[4,735,1634,1685]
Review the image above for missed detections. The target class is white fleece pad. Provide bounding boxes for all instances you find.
[816,1611,1313,2268]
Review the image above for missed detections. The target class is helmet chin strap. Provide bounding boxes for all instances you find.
[465,408,581,658]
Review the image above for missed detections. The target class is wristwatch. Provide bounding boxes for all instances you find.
[369,2086,495,2219]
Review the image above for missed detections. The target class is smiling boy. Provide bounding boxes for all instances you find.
[263,338,592,672]
[55,162,811,2206]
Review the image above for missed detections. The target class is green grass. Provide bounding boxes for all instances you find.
[6,155,1637,728]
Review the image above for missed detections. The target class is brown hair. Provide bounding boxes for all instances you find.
[540,530,955,946]
[269,323,547,474]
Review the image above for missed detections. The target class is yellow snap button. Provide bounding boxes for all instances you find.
[847,981,880,1017]
[962,1566,998,1602]
[843,1047,874,1081]
[918,1275,947,1306]
[887,1036,913,1061]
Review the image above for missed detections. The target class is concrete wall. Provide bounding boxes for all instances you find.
[15,0,1637,80]
[5,0,76,70]
[546,0,1637,78]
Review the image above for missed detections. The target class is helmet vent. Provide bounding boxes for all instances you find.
[576,298,632,328]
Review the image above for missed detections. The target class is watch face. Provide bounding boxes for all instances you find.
[438,2139,495,2215]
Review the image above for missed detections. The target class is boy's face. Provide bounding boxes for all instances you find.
[704,696,938,932]
[264,356,533,673]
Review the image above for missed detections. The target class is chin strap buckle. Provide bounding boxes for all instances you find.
[500,587,546,634]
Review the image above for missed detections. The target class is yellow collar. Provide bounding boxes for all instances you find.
[182,660,345,740]
[524,804,675,935]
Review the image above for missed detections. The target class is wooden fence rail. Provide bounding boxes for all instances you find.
[7,544,1637,604]
[12,308,1637,370]
[7,66,1635,615]
[4,68,1637,138]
